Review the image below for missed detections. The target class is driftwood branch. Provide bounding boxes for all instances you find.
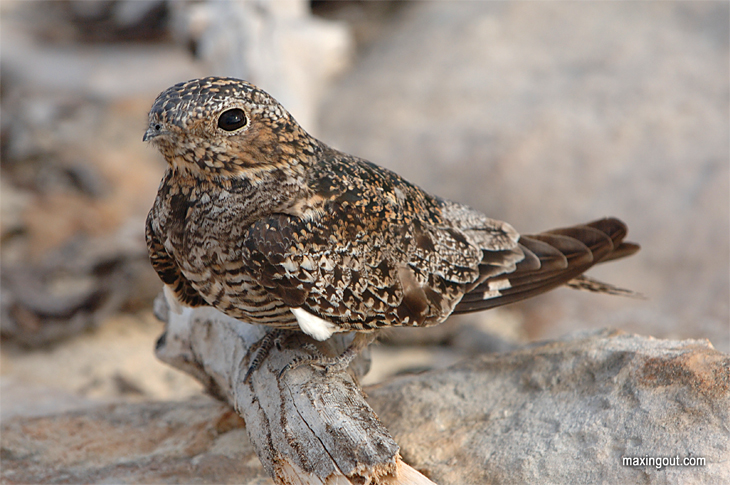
[153,292,435,484]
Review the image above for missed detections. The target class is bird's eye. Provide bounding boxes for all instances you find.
[218,108,247,132]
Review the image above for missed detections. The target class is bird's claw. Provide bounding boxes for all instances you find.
[244,329,287,383]
[279,345,358,378]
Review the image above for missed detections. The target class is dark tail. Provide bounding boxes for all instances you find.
[453,218,640,314]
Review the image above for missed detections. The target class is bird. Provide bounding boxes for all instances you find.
[144,76,640,372]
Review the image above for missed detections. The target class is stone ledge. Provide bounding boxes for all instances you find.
[2,329,727,484]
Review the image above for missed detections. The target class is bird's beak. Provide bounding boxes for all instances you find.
[143,128,158,142]
[143,121,167,142]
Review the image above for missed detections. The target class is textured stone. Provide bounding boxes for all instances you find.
[0,398,271,484]
[2,330,727,484]
[0,313,203,418]
[366,329,730,484]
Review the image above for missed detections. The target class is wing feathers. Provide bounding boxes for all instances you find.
[454,217,638,314]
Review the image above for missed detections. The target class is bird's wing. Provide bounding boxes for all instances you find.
[145,212,207,307]
[453,217,640,313]
[240,195,523,331]
[236,204,498,329]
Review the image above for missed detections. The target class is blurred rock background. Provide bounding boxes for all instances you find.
[1,0,727,423]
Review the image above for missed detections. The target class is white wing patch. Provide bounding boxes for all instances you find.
[482,278,512,300]
[291,307,338,341]
[489,279,511,291]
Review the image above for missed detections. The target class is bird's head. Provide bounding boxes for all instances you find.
[144,77,317,180]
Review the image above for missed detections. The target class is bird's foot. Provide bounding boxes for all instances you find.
[244,329,288,383]
[280,332,376,378]
[281,343,358,377]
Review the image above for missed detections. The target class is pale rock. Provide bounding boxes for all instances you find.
[367,329,730,484]
[2,330,727,484]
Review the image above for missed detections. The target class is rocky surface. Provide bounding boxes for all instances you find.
[2,330,728,484]
[0,314,203,421]
[368,329,730,484]
[0,398,272,484]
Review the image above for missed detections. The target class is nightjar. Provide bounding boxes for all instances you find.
[144,77,639,355]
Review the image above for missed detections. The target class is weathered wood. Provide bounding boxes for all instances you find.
[154,292,435,484]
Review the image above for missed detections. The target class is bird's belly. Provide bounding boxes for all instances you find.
[179,258,298,327]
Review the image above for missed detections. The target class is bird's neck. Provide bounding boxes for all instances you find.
[166,152,317,226]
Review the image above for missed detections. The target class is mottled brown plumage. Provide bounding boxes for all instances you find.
[144,77,639,344]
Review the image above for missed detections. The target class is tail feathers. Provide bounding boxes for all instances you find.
[453,217,639,314]
[566,274,644,299]
[581,218,640,262]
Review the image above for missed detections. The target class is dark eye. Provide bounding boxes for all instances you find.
[217,108,247,131]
